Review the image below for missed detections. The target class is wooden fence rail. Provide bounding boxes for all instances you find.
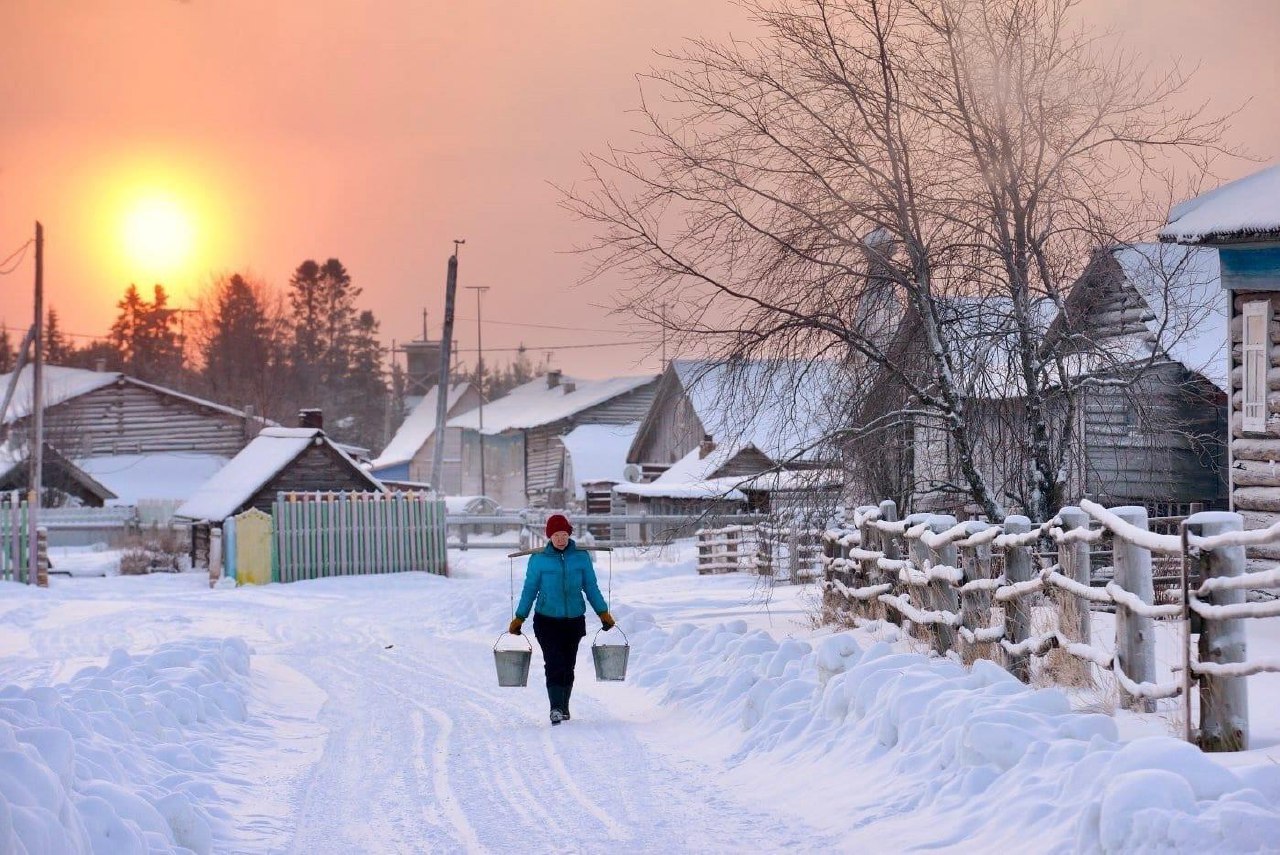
[822,499,1280,753]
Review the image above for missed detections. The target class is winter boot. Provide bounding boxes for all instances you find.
[550,709,565,726]
[563,683,573,720]
[548,685,567,719]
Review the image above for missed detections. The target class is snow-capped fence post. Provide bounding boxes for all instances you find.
[1187,512,1249,752]
[858,514,881,621]
[1002,516,1034,681]
[1053,507,1093,684]
[878,501,903,626]
[1112,506,1157,712]
[958,521,995,664]
[904,513,934,646]
[927,515,960,655]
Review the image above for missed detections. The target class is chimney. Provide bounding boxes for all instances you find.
[562,381,576,394]
[699,434,715,459]
[94,358,106,373]
[546,369,562,389]
[298,409,324,430]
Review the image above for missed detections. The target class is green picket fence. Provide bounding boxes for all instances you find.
[0,492,29,584]
[272,491,448,582]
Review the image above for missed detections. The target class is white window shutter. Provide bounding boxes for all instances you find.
[1242,300,1270,433]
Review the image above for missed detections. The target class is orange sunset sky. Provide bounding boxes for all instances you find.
[1,1,1277,379]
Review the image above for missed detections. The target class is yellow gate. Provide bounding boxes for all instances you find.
[234,508,273,585]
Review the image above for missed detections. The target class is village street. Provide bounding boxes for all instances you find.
[4,543,1280,853]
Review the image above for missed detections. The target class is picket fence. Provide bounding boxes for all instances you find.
[696,520,826,581]
[821,499,1280,753]
[270,491,448,583]
[0,492,29,584]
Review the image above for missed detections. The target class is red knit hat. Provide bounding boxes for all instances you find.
[545,514,573,537]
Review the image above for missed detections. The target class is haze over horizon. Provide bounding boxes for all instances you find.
[1,0,1276,380]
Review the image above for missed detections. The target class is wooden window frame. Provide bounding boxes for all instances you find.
[1242,299,1270,433]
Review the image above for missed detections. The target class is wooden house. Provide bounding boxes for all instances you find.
[369,382,481,488]
[619,360,846,517]
[850,245,1227,517]
[446,370,658,509]
[175,426,386,523]
[0,365,269,459]
[1162,163,1280,553]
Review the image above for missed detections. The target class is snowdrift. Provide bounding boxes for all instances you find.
[0,638,249,854]
[624,610,1280,852]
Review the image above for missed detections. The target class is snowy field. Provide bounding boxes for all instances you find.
[2,543,1280,853]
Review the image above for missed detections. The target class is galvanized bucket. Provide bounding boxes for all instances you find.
[591,626,630,682]
[493,633,533,687]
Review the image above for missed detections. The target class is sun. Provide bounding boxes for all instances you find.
[121,194,195,279]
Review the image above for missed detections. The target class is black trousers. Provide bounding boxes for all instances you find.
[532,613,586,710]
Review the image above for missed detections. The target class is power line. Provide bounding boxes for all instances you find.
[453,340,659,354]
[0,240,33,275]
[451,315,629,334]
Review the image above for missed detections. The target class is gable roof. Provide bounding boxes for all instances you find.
[560,422,640,497]
[1160,164,1280,244]
[448,374,656,435]
[77,452,230,505]
[0,442,117,504]
[175,427,384,521]
[0,364,269,425]
[665,359,846,463]
[1111,243,1226,391]
[613,443,753,501]
[371,383,473,470]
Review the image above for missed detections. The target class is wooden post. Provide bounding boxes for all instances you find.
[35,526,47,588]
[726,526,739,573]
[904,512,932,645]
[927,515,960,655]
[1188,511,1248,752]
[858,514,879,621]
[1003,515,1033,682]
[209,526,223,589]
[958,521,992,663]
[878,500,902,625]
[1056,507,1093,646]
[1112,506,1157,713]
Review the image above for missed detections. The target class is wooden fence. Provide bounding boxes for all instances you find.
[697,520,825,581]
[272,491,448,582]
[0,492,30,584]
[821,499,1280,752]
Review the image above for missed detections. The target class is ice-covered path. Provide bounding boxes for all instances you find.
[0,548,836,853]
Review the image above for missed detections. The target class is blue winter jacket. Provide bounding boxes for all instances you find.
[516,539,608,620]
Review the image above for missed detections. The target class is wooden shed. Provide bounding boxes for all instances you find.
[1162,163,1280,554]
[369,382,480,487]
[175,427,386,523]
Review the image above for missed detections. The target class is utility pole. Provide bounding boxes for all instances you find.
[466,285,490,497]
[28,222,43,585]
[429,240,463,494]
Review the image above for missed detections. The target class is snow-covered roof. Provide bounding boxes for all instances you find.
[1160,164,1280,244]
[0,365,269,425]
[671,360,845,462]
[560,422,640,498]
[613,444,751,501]
[176,427,384,521]
[448,374,655,435]
[1112,244,1227,391]
[371,383,473,469]
[77,453,230,506]
[0,365,117,423]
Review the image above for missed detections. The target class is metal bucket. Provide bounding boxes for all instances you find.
[493,633,532,687]
[591,626,630,682]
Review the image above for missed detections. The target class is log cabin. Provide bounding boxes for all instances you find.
[1162,163,1280,554]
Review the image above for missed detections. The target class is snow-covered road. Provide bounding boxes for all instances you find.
[3,544,1280,853]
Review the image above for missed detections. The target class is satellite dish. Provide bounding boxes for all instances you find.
[622,463,644,483]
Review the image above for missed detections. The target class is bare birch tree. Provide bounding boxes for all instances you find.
[566,0,1230,521]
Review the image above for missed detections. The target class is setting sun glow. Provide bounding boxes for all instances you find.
[121,195,195,278]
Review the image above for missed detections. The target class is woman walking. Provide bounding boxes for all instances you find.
[508,514,615,725]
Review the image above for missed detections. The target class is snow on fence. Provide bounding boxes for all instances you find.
[821,499,1279,753]
[696,519,825,581]
[272,491,448,582]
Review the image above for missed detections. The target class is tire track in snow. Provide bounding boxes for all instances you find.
[411,706,484,853]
